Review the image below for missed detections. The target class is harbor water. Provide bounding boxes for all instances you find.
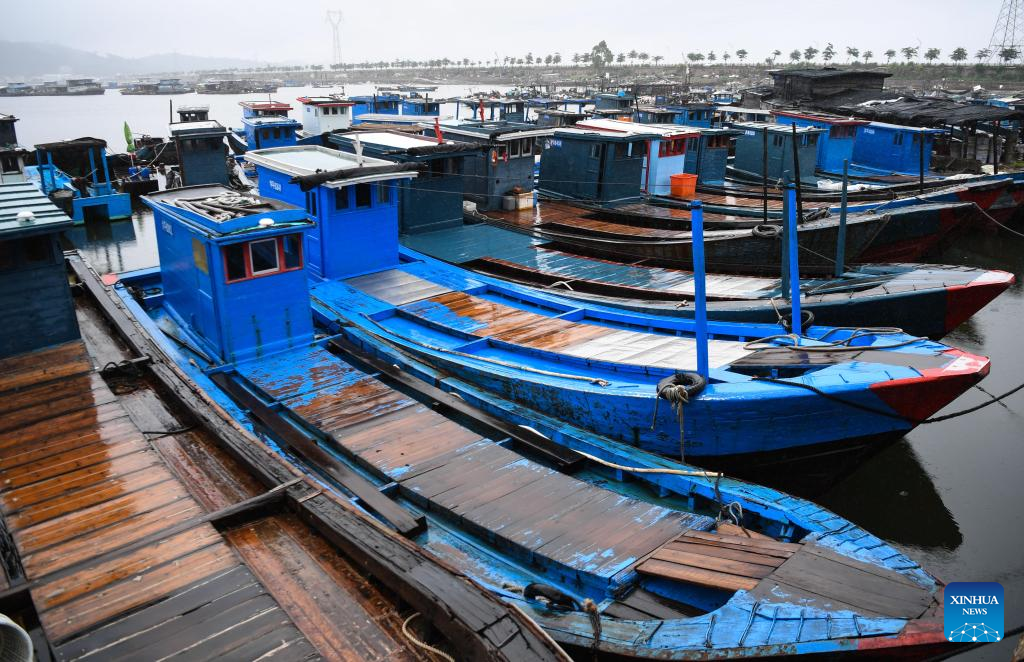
[10,88,1022,659]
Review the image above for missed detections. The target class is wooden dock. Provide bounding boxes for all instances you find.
[0,263,570,662]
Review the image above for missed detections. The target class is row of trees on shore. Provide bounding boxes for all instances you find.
[320,41,1021,71]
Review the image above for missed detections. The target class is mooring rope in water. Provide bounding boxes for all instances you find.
[401,613,455,662]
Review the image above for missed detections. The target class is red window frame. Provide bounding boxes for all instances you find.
[223,234,304,284]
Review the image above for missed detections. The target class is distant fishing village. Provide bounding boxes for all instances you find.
[1,2,1024,660]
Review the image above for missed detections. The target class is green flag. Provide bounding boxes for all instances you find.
[124,121,135,153]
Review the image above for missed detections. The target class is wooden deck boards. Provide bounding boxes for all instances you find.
[399,289,752,369]
[0,339,427,661]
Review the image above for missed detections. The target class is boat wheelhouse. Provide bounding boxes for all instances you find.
[239,100,292,119]
[665,101,717,128]
[428,119,554,210]
[239,113,300,152]
[538,127,653,204]
[731,122,824,185]
[592,91,635,114]
[455,97,527,122]
[401,94,441,116]
[634,106,677,124]
[144,185,314,363]
[244,145,414,279]
[27,138,132,223]
[535,108,587,128]
[350,93,402,122]
[329,130,476,234]
[0,113,27,184]
[176,105,210,122]
[296,96,354,139]
[771,109,870,174]
[0,181,79,357]
[717,106,773,125]
[852,122,944,176]
[169,120,230,186]
[575,118,701,196]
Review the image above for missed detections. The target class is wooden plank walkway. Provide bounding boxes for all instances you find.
[240,345,714,582]
[0,337,428,661]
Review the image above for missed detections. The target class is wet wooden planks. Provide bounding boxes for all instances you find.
[0,341,319,660]
[636,530,797,592]
[747,543,936,619]
[399,290,752,369]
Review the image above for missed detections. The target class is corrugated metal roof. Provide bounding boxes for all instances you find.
[0,182,72,237]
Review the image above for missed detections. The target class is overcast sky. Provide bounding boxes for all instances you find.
[0,0,1005,64]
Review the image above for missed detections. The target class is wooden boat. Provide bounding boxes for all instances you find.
[468,199,889,275]
[402,222,1014,339]
[116,183,961,659]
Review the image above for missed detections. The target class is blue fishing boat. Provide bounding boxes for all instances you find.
[243,145,989,473]
[400,93,441,116]
[110,182,960,658]
[350,92,401,122]
[295,95,354,142]
[456,96,527,122]
[25,138,131,223]
[168,120,231,187]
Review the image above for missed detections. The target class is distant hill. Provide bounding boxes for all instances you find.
[0,41,264,79]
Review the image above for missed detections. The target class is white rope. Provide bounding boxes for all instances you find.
[572,448,721,480]
[402,613,455,662]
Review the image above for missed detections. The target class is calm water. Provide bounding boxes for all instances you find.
[26,90,1024,658]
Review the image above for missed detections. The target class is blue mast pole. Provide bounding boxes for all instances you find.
[785,179,802,335]
[691,200,709,378]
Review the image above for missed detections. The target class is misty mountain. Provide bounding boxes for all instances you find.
[0,41,264,80]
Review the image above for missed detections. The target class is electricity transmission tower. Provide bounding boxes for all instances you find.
[326,10,344,66]
[987,0,1024,63]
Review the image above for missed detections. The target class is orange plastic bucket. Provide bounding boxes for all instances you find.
[669,173,698,199]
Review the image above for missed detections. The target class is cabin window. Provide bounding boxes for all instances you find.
[223,234,304,283]
[250,239,279,275]
[355,183,372,207]
[430,159,445,177]
[614,142,630,159]
[589,143,603,159]
[509,140,521,158]
[772,135,784,147]
[830,125,856,139]
[273,128,281,139]
[0,154,18,173]
[224,244,248,282]
[263,129,271,139]
[282,234,302,269]
[334,187,349,209]
[306,191,318,215]
[377,182,391,204]
[894,133,904,146]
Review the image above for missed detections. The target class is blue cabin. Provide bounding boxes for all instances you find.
[538,128,651,204]
[329,131,473,234]
[732,122,823,185]
[241,115,299,150]
[535,109,586,128]
[772,110,868,174]
[350,93,402,123]
[717,106,773,125]
[169,121,231,187]
[244,145,414,279]
[665,102,716,128]
[0,181,79,358]
[593,91,635,113]
[681,127,739,185]
[456,98,526,122]
[711,91,736,104]
[634,106,677,124]
[143,184,315,364]
[30,138,132,223]
[430,120,553,210]
[575,118,700,196]
[851,122,944,176]
[1,113,27,184]
[401,94,441,116]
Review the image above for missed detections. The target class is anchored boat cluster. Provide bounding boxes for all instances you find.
[1,68,1021,660]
